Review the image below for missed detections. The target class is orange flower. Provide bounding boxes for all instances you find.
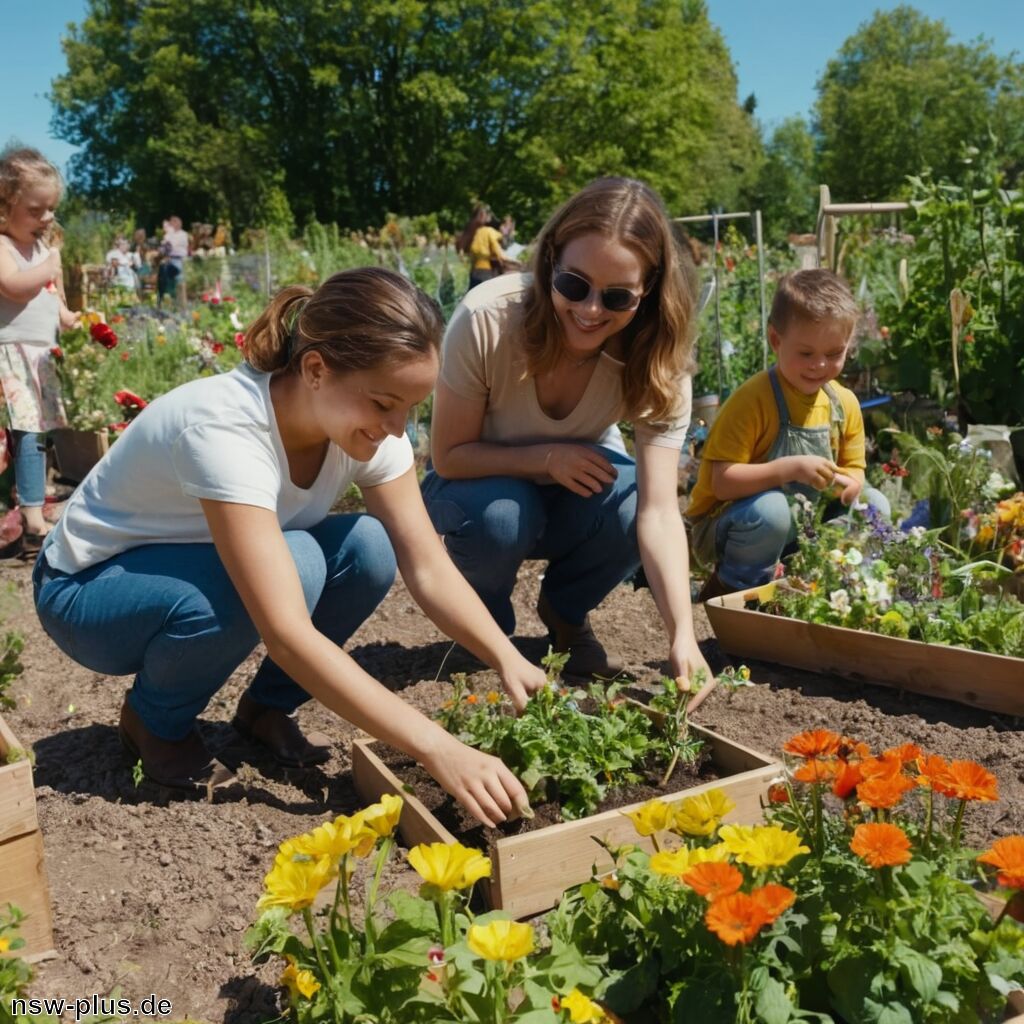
[851,823,912,868]
[466,694,478,705]
[683,862,744,901]
[832,760,863,800]
[704,893,770,946]
[883,743,922,765]
[783,729,841,759]
[915,754,954,795]
[838,737,871,761]
[767,783,790,804]
[977,836,1024,890]
[793,759,839,784]
[857,754,903,781]
[944,760,998,802]
[857,774,915,809]
[750,884,796,923]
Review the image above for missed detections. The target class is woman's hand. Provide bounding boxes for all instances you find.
[670,637,715,712]
[421,734,529,828]
[498,657,548,713]
[545,444,617,497]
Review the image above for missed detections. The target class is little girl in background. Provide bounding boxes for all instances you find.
[0,147,80,551]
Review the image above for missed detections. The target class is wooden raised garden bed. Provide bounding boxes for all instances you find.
[705,581,1024,718]
[353,723,779,919]
[51,427,109,484]
[0,713,55,961]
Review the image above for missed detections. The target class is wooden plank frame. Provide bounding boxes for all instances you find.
[353,723,779,919]
[0,713,55,961]
[705,581,1024,718]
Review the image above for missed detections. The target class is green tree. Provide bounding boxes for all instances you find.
[814,5,1024,202]
[753,116,818,241]
[50,0,760,233]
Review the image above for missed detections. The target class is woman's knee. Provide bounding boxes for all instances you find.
[433,479,544,561]
[341,515,397,598]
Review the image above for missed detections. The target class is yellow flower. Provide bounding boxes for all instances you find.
[672,789,736,836]
[0,937,10,953]
[285,814,376,861]
[649,843,730,878]
[560,988,608,1022]
[719,824,809,868]
[408,842,492,891]
[280,962,321,1000]
[353,794,403,840]
[467,919,535,962]
[486,690,501,704]
[257,854,335,911]
[624,798,673,836]
[649,848,694,878]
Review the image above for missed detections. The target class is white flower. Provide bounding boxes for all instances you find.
[829,548,846,564]
[829,589,851,616]
[844,548,864,566]
[229,310,243,330]
[982,471,1013,501]
[908,526,927,543]
[864,577,892,609]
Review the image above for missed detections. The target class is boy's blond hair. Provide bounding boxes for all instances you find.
[769,269,858,336]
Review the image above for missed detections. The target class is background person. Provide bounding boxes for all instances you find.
[686,269,891,601]
[0,146,79,552]
[425,177,716,707]
[34,268,546,826]
[157,215,189,308]
[455,204,515,292]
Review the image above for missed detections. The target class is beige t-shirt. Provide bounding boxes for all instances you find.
[440,273,691,449]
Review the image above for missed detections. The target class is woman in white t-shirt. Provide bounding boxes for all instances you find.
[424,178,714,705]
[34,268,545,825]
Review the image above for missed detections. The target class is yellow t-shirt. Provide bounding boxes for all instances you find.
[469,225,504,271]
[686,369,866,521]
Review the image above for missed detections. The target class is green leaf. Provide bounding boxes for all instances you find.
[891,944,942,1001]
[754,976,794,1024]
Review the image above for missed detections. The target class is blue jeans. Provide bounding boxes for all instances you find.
[708,486,891,591]
[13,430,46,508]
[33,514,396,740]
[421,447,640,635]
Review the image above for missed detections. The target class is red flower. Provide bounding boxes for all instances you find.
[109,422,129,432]
[89,322,118,349]
[234,332,246,349]
[114,390,148,411]
[50,346,64,360]
[120,351,130,361]
[211,342,224,354]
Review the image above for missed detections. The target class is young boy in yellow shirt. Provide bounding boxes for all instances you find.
[687,269,890,601]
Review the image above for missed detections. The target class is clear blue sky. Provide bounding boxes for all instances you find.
[2,1,1023,176]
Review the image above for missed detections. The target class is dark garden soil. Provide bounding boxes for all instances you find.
[373,740,717,853]
[2,537,1023,1023]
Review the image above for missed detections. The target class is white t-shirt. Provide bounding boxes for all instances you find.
[45,363,413,574]
[106,248,139,289]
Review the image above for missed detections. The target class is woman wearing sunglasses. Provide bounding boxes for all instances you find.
[423,177,714,705]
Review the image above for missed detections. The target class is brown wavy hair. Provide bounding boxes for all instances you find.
[243,267,443,375]
[0,147,63,230]
[522,177,696,425]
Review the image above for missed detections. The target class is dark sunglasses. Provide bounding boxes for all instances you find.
[551,267,643,313]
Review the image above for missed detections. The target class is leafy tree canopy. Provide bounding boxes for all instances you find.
[51,0,762,234]
[814,5,1024,202]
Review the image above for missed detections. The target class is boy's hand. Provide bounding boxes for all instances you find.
[829,471,862,506]
[780,455,840,491]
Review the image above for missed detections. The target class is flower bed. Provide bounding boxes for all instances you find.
[248,732,1024,1024]
[353,720,777,918]
[706,495,1024,717]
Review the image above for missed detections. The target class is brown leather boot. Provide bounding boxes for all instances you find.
[231,692,332,767]
[119,700,236,792]
[696,570,732,604]
[536,591,625,680]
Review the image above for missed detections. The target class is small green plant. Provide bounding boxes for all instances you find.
[131,759,144,787]
[0,905,33,1019]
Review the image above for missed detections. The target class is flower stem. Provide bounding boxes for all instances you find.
[302,906,332,980]
[951,798,967,851]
